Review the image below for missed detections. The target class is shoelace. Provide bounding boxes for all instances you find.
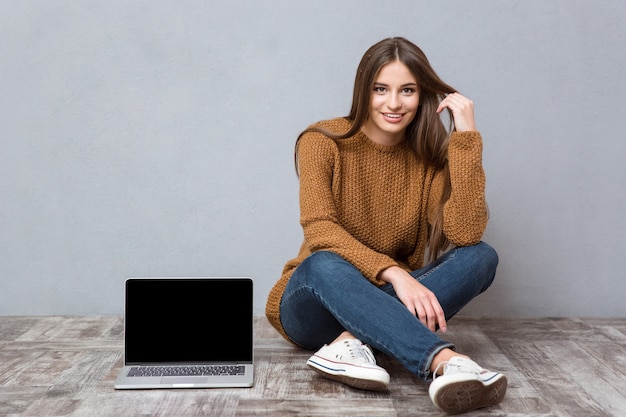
[360,343,377,364]
[339,339,377,365]
[432,358,482,381]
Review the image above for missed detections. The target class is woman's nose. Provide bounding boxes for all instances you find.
[387,93,401,110]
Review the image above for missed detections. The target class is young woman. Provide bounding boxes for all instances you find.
[265,37,507,415]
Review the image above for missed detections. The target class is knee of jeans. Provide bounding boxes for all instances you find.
[476,242,499,291]
[299,251,347,280]
[478,241,499,269]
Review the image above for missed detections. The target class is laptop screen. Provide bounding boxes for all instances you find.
[124,278,253,365]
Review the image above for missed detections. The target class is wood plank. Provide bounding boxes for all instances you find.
[537,339,626,416]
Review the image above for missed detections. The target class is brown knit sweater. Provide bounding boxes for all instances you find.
[265,117,488,341]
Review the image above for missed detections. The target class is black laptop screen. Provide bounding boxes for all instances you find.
[124,278,253,365]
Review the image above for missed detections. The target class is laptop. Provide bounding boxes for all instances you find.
[114,277,254,389]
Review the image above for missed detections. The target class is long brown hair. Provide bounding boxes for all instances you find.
[295,37,457,261]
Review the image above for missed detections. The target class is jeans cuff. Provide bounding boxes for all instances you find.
[422,341,456,381]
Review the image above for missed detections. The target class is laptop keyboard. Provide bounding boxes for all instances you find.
[128,365,245,377]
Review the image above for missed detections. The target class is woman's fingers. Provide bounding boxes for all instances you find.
[437,92,476,132]
[413,292,447,333]
[382,267,448,333]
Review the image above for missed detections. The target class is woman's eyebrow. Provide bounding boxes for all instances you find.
[373,82,418,87]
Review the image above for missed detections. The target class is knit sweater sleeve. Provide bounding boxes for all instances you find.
[297,132,397,283]
[430,131,489,246]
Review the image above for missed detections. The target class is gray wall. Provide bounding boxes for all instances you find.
[2,1,625,317]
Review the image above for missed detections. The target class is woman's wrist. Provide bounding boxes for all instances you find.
[378,265,407,284]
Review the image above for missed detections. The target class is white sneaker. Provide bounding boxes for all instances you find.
[306,338,390,391]
[429,356,507,415]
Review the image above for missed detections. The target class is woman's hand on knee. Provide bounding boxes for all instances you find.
[378,266,447,333]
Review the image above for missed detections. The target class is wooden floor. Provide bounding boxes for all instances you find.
[0,316,624,417]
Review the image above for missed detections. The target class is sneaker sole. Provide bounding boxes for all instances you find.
[430,374,507,415]
[306,358,389,391]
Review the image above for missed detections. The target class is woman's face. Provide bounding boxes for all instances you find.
[361,60,420,146]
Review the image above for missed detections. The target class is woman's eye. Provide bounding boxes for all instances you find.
[374,87,386,93]
[402,88,415,94]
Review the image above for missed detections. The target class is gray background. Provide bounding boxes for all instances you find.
[2,1,625,318]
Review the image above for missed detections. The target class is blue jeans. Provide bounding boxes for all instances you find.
[279,242,498,381]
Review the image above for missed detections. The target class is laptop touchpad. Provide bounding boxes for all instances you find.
[161,376,208,385]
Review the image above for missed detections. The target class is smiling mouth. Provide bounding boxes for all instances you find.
[383,113,403,119]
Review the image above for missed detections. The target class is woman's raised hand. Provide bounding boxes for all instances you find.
[437,92,476,132]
